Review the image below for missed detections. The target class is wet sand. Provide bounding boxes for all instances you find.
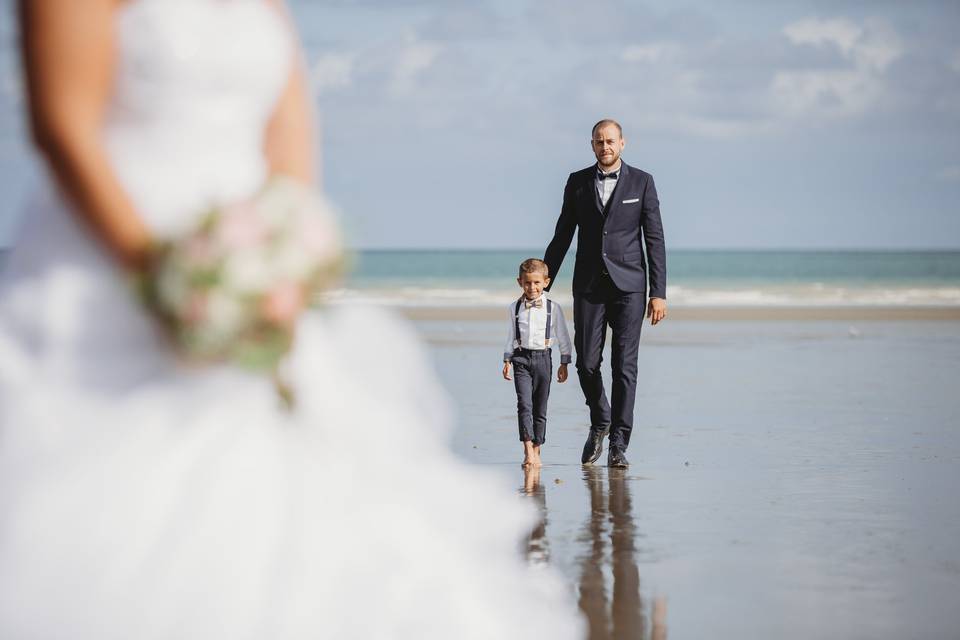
[414,313,960,639]
[401,304,960,322]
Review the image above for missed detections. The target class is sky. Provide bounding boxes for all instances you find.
[1,0,958,249]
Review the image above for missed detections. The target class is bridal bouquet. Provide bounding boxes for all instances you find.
[141,177,343,379]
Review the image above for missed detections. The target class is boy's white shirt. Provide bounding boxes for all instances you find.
[502,292,573,364]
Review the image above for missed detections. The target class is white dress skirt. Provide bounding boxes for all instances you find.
[0,1,582,638]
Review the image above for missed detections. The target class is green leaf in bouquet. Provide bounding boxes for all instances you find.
[178,323,238,361]
[197,208,222,234]
[186,267,222,289]
[230,323,293,371]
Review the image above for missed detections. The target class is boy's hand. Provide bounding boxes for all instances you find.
[502,362,512,380]
[557,363,568,383]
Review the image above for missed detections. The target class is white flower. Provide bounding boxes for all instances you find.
[256,178,307,227]
[271,245,314,281]
[299,207,342,264]
[222,250,273,294]
[205,289,246,337]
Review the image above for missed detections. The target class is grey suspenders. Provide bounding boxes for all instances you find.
[513,298,553,349]
[545,299,553,346]
[513,299,522,348]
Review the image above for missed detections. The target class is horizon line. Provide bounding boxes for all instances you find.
[2,245,960,253]
[344,246,960,253]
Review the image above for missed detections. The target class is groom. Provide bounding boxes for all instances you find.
[544,119,666,468]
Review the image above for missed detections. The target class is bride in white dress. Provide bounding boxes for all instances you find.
[0,1,582,638]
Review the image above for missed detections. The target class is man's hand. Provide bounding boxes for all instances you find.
[557,363,568,383]
[647,297,667,325]
[502,362,512,380]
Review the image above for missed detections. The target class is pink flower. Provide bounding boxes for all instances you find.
[261,282,305,327]
[301,215,339,262]
[218,203,268,249]
[184,292,209,326]
[183,237,218,267]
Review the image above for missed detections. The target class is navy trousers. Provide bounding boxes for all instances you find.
[512,348,553,445]
[573,274,645,450]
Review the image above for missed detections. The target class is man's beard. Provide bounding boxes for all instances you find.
[598,153,619,169]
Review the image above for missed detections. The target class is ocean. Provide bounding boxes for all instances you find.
[336,249,960,307]
[2,247,958,308]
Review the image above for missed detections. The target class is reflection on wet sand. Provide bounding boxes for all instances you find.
[522,465,550,565]
[577,467,667,640]
[521,466,667,639]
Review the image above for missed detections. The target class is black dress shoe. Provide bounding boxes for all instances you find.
[581,428,608,465]
[607,447,629,468]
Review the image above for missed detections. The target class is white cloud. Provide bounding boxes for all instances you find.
[312,53,355,93]
[621,43,677,64]
[773,17,903,122]
[389,36,442,95]
[600,16,909,138]
[300,7,935,143]
[851,18,903,72]
[935,165,960,182]
[635,112,774,139]
[771,69,876,119]
[783,17,862,56]
[783,16,902,71]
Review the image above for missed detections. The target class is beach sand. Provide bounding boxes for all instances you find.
[401,305,960,323]
[409,308,960,639]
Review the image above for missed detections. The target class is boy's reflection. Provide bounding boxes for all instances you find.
[577,467,667,640]
[522,465,550,565]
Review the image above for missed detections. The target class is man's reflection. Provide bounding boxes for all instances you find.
[578,467,667,640]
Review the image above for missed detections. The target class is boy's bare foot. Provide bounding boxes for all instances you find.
[531,444,543,467]
[522,441,536,467]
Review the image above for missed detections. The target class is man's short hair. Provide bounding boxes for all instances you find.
[518,258,550,278]
[591,119,623,139]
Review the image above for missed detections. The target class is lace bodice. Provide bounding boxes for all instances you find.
[105,0,292,235]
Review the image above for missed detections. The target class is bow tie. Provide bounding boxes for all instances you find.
[598,171,618,180]
[524,298,543,309]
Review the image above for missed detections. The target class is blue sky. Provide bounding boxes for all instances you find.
[1,0,958,249]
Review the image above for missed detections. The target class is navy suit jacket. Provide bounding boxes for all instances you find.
[544,162,666,298]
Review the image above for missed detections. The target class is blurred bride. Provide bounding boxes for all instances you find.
[0,1,581,638]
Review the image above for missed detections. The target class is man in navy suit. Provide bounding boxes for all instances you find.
[544,119,667,467]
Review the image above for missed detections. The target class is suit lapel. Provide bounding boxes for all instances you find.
[590,168,603,214]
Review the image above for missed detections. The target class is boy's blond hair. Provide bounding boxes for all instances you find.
[518,258,549,279]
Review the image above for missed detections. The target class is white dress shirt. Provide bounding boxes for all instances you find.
[502,293,573,364]
[596,164,620,207]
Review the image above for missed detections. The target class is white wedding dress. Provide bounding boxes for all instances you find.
[0,2,581,638]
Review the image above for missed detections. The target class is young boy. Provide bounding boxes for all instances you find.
[502,259,572,467]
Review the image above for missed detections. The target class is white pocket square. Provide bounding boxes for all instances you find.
[622,197,640,204]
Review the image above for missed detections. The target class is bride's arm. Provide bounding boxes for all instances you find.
[264,0,317,186]
[19,0,151,270]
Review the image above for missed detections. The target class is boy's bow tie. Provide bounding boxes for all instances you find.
[524,298,543,309]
